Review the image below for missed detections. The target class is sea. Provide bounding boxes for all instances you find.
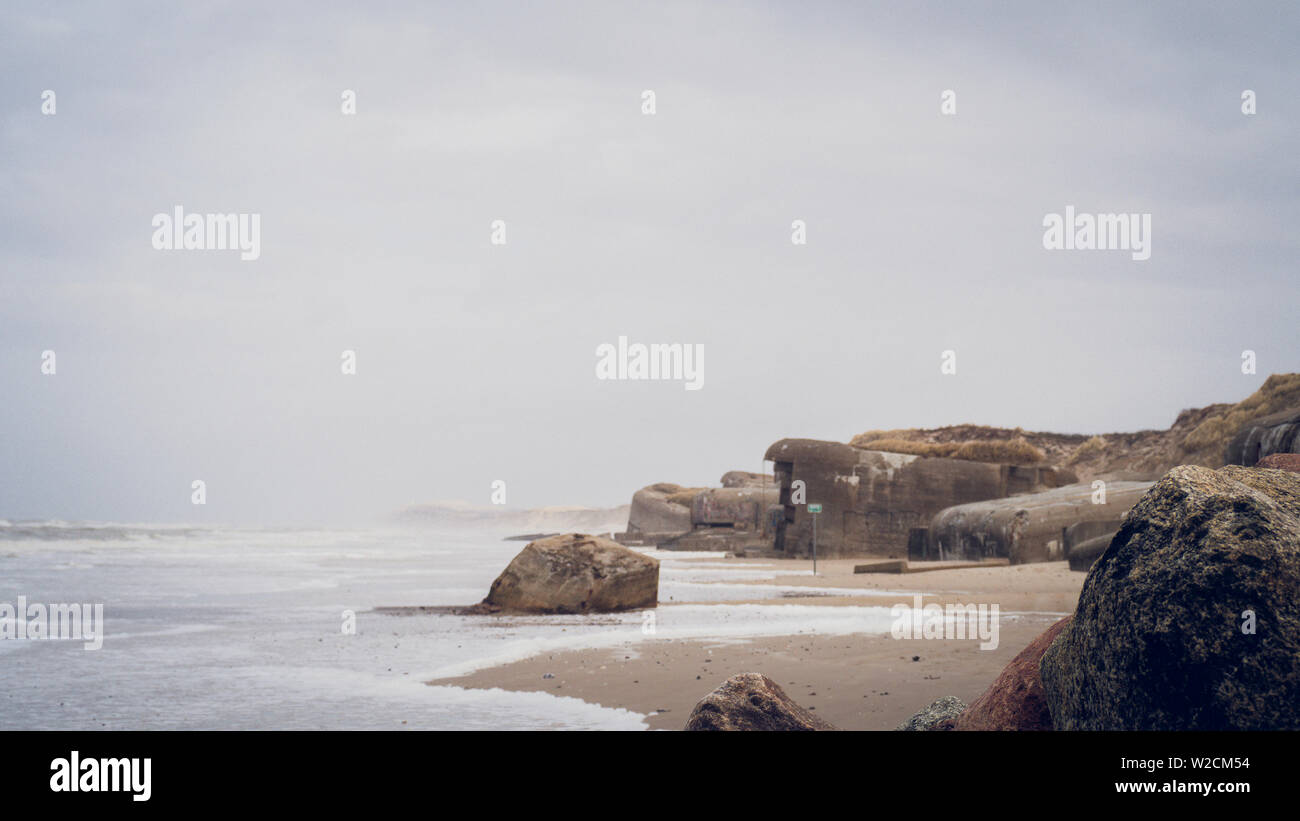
[0,520,909,730]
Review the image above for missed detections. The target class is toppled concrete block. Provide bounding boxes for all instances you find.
[927,481,1152,564]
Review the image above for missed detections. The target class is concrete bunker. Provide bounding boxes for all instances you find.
[1226,407,1300,466]
[619,473,779,552]
[763,438,1076,559]
[926,480,1153,564]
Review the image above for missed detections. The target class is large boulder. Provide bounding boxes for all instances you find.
[684,673,835,731]
[897,696,966,731]
[951,617,1070,730]
[1040,465,1300,730]
[482,533,658,614]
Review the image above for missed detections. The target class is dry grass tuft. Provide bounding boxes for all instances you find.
[854,437,1045,465]
[848,374,1300,476]
[1065,435,1107,465]
[952,438,1045,464]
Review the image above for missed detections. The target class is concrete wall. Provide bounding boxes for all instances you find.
[926,480,1153,564]
[626,476,780,551]
[627,484,692,535]
[692,487,779,530]
[1226,408,1300,466]
[762,438,1077,559]
[720,471,772,488]
[1062,518,1123,559]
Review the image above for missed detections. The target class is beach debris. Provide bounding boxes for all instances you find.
[1041,465,1300,730]
[684,673,835,731]
[895,696,966,731]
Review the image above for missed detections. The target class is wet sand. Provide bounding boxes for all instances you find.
[428,557,1083,730]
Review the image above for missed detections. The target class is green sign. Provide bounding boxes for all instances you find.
[807,504,822,513]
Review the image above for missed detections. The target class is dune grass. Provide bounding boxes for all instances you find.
[852,436,1046,465]
[1180,373,1300,457]
[851,374,1300,472]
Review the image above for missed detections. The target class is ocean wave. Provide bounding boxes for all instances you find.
[0,520,208,542]
[426,603,898,679]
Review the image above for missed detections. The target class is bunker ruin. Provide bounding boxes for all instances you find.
[763,438,1076,559]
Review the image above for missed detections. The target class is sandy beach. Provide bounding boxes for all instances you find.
[429,556,1084,730]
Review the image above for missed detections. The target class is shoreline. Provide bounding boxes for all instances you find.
[426,557,1083,729]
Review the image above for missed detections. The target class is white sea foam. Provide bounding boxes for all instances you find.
[659,581,904,602]
[427,603,914,679]
[106,624,222,642]
[0,521,924,730]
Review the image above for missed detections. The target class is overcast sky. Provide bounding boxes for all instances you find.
[2,1,1297,524]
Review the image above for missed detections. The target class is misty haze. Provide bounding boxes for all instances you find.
[3,0,1299,760]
